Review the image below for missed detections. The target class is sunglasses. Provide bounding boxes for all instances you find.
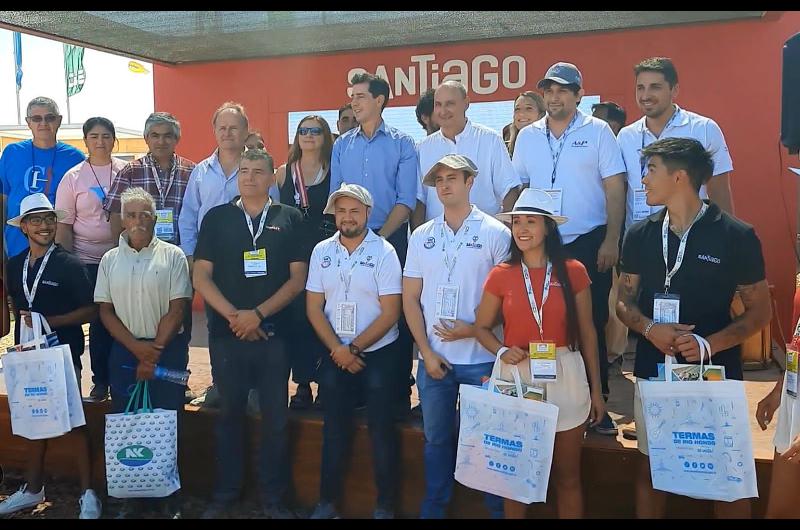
[299,127,323,136]
[27,114,59,123]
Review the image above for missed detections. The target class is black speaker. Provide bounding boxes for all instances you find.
[782,32,800,154]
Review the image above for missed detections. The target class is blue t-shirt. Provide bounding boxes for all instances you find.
[0,140,85,257]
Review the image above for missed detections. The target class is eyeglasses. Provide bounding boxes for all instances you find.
[24,214,57,226]
[27,114,59,123]
[299,127,323,136]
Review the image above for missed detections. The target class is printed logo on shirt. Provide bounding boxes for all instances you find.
[466,235,483,249]
[25,165,51,194]
[571,140,589,147]
[551,281,562,288]
[697,254,721,264]
[321,256,332,269]
[265,226,282,232]
[424,237,436,249]
[41,280,59,287]
[358,255,376,269]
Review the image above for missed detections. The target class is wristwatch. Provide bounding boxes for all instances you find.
[253,307,266,321]
[349,343,362,357]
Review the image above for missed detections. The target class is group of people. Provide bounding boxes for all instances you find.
[0,54,797,520]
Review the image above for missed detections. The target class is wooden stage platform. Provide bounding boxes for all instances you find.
[0,358,783,518]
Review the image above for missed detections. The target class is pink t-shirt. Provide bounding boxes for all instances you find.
[56,158,127,264]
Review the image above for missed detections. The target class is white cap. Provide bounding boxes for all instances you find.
[7,193,66,227]
[323,183,374,215]
[495,188,568,225]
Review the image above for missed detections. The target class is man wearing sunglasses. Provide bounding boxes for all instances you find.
[0,97,85,268]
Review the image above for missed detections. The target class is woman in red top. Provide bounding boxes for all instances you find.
[755,278,800,517]
[475,188,605,519]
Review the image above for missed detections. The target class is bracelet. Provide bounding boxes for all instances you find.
[496,346,510,357]
[253,307,266,321]
[643,321,655,338]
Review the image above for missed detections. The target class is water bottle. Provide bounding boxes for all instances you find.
[153,365,191,386]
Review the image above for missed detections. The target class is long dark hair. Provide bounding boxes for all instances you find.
[287,115,333,168]
[506,216,580,351]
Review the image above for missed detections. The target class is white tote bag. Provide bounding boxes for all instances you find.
[3,337,71,440]
[455,356,559,504]
[105,381,181,498]
[638,346,758,502]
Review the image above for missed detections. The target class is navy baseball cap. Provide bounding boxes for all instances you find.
[537,62,583,89]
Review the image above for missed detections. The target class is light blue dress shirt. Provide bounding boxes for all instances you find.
[178,150,240,255]
[330,120,418,231]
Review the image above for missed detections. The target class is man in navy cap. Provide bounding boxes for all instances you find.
[512,61,627,436]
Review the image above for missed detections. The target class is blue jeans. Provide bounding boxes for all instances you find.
[417,361,504,519]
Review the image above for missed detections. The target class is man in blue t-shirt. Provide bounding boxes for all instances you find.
[0,96,85,261]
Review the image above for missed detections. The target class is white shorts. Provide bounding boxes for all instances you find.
[633,378,650,455]
[774,370,800,454]
[496,347,591,432]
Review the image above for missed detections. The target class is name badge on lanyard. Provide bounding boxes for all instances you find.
[545,112,578,217]
[240,199,270,278]
[633,189,650,221]
[334,242,366,337]
[435,221,471,321]
[522,260,557,382]
[335,302,357,337]
[654,203,708,324]
[155,208,175,241]
[786,348,798,398]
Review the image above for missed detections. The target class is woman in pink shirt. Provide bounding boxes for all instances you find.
[56,116,127,402]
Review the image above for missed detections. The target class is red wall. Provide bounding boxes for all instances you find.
[155,13,800,334]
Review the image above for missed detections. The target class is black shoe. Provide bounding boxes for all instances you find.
[290,383,313,410]
[411,404,423,419]
[86,384,109,403]
[161,495,183,519]
[592,412,618,436]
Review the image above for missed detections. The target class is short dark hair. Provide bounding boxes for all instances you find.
[338,103,352,118]
[82,116,116,139]
[634,57,679,88]
[350,72,390,111]
[592,101,627,126]
[415,88,436,129]
[640,137,713,192]
[539,80,580,95]
[240,147,274,173]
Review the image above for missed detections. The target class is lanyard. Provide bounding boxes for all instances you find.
[335,239,368,300]
[639,106,680,178]
[238,198,271,250]
[291,162,325,212]
[661,203,708,293]
[545,111,579,187]
[23,244,56,307]
[149,154,177,209]
[87,160,110,201]
[440,219,472,283]
[521,260,552,340]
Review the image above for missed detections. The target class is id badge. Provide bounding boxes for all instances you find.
[545,189,563,216]
[633,189,651,221]
[335,301,357,337]
[653,293,680,324]
[435,284,459,321]
[787,348,798,398]
[529,341,557,381]
[155,208,175,241]
[243,248,267,278]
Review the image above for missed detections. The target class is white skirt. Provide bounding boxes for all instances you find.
[496,347,591,432]
[774,370,800,454]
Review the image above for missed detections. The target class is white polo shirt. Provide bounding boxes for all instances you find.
[306,229,402,352]
[416,120,521,221]
[618,105,734,229]
[404,206,510,365]
[94,233,193,339]
[512,110,626,244]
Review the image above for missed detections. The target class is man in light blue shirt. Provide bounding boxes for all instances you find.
[178,101,249,261]
[330,73,418,263]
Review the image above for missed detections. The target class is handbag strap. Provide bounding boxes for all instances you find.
[488,353,525,400]
[124,381,144,413]
[664,334,712,382]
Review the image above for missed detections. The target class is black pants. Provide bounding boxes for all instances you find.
[86,263,114,387]
[288,296,323,386]
[209,334,291,505]
[318,341,401,508]
[383,223,414,411]
[565,225,612,396]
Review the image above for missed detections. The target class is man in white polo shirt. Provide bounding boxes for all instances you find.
[512,62,626,436]
[306,183,403,520]
[411,80,521,230]
[404,154,510,518]
[618,57,735,231]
